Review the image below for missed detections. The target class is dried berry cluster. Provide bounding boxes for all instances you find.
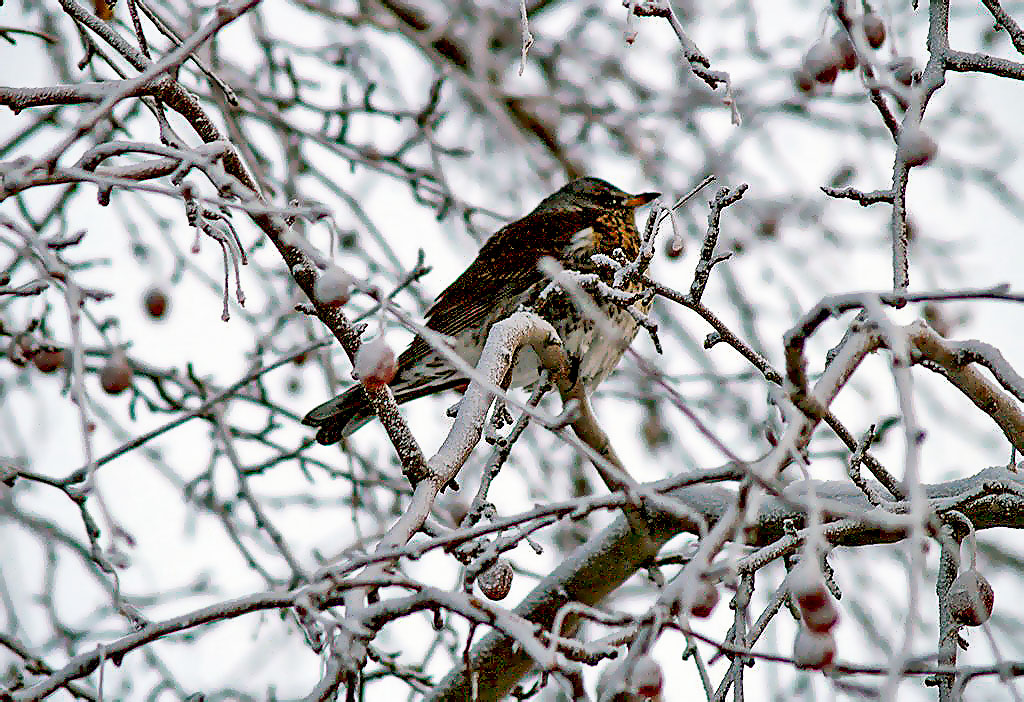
[3,285,172,394]
[794,11,892,92]
[794,12,938,169]
[789,560,841,670]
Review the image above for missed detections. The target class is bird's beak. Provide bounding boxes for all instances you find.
[624,191,660,207]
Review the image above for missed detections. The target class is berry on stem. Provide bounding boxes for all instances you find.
[144,287,170,319]
[948,569,994,626]
[804,41,840,84]
[34,348,66,373]
[315,267,352,307]
[100,354,133,395]
[355,337,397,388]
[832,30,857,71]
[863,13,886,48]
[898,125,938,168]
[793,627,837,670]
[478,560,513,601]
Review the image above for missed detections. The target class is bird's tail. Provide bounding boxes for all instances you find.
[301,385,375,444]
[303,374,469,444]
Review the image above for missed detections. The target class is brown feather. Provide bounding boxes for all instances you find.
[397,207,596,372]
[303,177,659,442]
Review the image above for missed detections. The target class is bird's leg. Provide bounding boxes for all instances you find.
[485,366,516,430]
[490,400,514,430]
[499,364,514,390]
[444,379,472,417]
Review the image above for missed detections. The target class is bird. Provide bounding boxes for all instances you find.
[303,177,660,443]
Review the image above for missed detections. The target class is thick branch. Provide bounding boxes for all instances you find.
[909,321,1024,452]
[427,466,1024,701]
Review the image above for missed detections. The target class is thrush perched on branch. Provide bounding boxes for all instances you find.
[303,177,660,443]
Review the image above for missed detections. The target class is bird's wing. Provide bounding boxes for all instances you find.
[397,207,595,369]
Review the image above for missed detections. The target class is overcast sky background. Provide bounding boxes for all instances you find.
[3,0,1024,699]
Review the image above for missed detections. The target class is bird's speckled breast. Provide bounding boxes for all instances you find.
[441,207,648,389]
[508,213,649,388]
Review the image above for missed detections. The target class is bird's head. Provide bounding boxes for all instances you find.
[538,177,660,213]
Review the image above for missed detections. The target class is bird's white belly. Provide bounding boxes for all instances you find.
[448,295,639,392]
[507,312,635,390]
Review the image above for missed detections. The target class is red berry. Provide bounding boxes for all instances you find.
[478,560,513,601]
[144,287,169,319]
[664,236,685,259]
[948,569,994,626]
[355,337,396,388]
[789,561,829,612]
[100,355,133,395]
[33,348,66,373]
[315,267,352,307]
[793,66,816,95]
[862,13,886,48]
[631,655,663,698]
[832,31,858,71]
[7,333,37,367]
[804,41,840,84]
[690,578,720,618]
[793,628,836,670]
[898,125,938,168]
[802,597,840,633]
